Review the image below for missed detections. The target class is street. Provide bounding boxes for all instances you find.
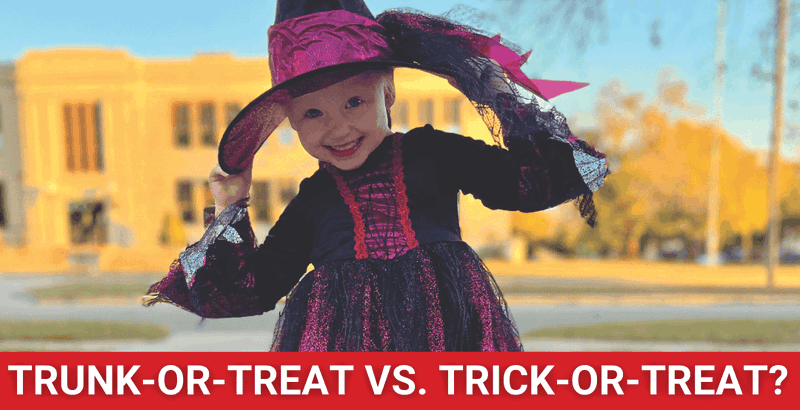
[3,275,800,351]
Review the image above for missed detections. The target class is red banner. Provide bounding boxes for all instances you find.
[1,353,795,408]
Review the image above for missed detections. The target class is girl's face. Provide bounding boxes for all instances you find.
[286,70,394,171]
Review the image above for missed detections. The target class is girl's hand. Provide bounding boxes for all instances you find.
[209,163,253,217]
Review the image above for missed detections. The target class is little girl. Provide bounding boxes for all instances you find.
[143,0,609,352]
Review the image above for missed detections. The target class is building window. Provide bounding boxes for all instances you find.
[173,103,191,147]
[0,183,6,229]
[394,100,408,130]
[418,99,434,126]
[63,102,103,172]
[94,103,105,170]
[225,102,242,126]
[199,102,216,147]
[68,201,107,245]
[201,180,214,226]
[251,180,271,223]
[176,180,195,223]
[445,98,460,125]
[279,180,297,205]
[202,181,213,207]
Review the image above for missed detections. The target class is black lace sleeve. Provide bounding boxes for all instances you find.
[378,9,610,225]
[143,181,313,318]
[416,124,605,219]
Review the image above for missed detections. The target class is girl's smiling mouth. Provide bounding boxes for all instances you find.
[326,136,365,157]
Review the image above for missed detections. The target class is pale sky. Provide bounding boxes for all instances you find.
[1,0,797,158]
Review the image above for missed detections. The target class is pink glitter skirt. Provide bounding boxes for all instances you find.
[270,242,522,351]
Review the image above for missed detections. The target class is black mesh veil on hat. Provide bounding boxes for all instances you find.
[218,0,609,226]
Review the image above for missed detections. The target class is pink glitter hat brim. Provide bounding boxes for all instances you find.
[218,10,588,175]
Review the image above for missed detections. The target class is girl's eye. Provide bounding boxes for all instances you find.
[346,97,363,108]
[305,109,323,119]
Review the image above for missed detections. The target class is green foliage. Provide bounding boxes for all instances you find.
[26,283,152,302]
[0,320,170,341]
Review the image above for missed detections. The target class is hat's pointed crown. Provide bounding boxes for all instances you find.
[275,0,375,24]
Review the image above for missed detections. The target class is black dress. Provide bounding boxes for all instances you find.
[144,124,608,351]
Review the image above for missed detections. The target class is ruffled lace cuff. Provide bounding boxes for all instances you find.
[181,202,248,288]
[502,92,609,191]
[142,201,264,318]
[493,93,608,225]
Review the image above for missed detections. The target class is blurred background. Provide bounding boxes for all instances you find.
[0,0,798,351]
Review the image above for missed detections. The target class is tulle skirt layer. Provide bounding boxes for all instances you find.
[271,241,522,352]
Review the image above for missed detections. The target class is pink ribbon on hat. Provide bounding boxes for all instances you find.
[461,33,588,100]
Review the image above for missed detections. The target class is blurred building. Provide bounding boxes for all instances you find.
[0,63,26,248]
[0,49,516,272]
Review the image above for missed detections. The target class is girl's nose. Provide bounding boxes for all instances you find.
[325,115,353,141]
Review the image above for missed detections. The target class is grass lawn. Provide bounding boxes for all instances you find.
[25,283,153,303]
[501,284,800,296]
[487,259,800,288]
[525,319,800,344]
[0,320,170,341]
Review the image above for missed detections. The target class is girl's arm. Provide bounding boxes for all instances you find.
[142,179,312,319]
[429,58,608,220]
[417,121,607,214]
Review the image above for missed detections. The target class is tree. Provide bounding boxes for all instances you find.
[585,77,800,260]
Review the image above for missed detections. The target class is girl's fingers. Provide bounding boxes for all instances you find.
[242,162,254,181]
[209,165,230,182]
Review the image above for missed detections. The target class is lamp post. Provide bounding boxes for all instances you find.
[766,0,790,288]
[706,0,727,267]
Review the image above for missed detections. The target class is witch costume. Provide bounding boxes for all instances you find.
[143,0,610,352]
